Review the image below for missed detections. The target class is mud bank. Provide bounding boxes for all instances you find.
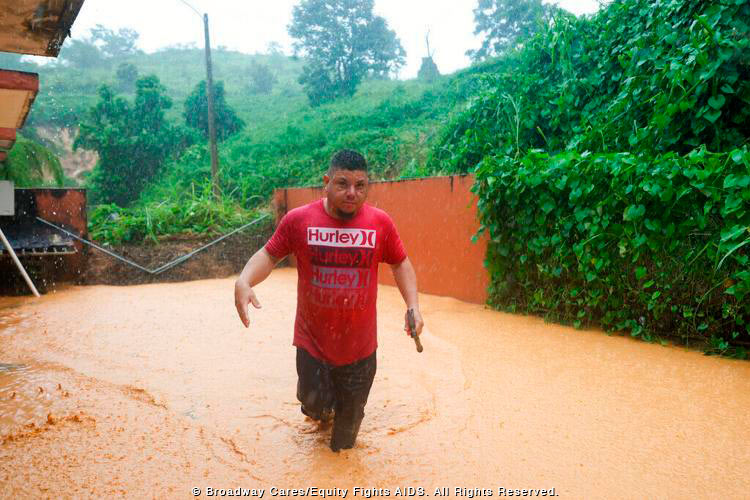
[2,229,271,294]
[80,230,271,286]
[1,269,749,498]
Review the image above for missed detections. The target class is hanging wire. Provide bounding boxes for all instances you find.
[176,0,202,17]
[36,214,269,275]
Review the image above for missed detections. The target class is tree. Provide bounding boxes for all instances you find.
[248,61,278,95]
[75,76,195,205]
[288,0,406,105]
[418,57,440,82]
[60,38,107,68]
[90,24,141,59]
[183,81,245,141]
[59,24,140,68]
[266,41,284,56]
[468,0,556,61]
[115,62,139,92]
[417,30,440,82]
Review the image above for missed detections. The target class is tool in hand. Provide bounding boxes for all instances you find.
[407,308,423,353]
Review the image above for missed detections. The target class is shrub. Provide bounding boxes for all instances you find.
[474,147,750,357]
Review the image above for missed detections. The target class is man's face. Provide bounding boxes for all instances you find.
[323,168,369,219]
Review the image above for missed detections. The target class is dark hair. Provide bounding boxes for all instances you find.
[328,149,367,175]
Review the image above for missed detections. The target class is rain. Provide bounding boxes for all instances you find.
[2,0,750,498]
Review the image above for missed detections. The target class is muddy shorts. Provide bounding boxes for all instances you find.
[296,347,377,451]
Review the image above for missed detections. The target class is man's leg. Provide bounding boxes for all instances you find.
[329,350,377,451]
[296,347,335,421]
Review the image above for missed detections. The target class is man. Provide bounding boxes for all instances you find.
[234,149,424,452]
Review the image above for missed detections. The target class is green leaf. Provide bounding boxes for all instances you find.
[707,94,726,109]
[635,266,647,280]
[723,174,750,189]
[541,199,555,214]
[644,218,661,232]
[703,109,721,123]
[623,204,646,221]
[717,236,750,270]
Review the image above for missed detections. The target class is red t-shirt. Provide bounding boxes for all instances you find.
[265,199,407,366]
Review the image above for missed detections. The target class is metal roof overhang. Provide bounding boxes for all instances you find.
[0,69,38,161]
[0,0,84,160]
[0,0,85,57]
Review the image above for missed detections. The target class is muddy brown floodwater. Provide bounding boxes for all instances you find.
[1,268,749,498]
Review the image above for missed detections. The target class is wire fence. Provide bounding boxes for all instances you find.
[35,214,270,275]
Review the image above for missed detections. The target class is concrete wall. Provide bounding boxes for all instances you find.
[273,175,489,304]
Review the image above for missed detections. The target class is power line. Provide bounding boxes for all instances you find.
[176,0,201,18]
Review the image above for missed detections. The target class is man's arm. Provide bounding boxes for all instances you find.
[234,247,281,328]
[390,257,424,336]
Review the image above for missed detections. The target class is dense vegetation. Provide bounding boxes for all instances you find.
[3,21,488,245]
[0,134,68,187]
[74,75,199,205]
[437,0,750,355]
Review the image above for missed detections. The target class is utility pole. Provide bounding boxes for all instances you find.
[178,1,220,200]
[203,13,220,200]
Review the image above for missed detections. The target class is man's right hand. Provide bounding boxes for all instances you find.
[234,279,262,328]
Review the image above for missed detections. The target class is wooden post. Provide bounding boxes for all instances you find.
[204,13,220,200]
[0,227,40,297]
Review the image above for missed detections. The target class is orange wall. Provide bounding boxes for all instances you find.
[33,188,88,281]
[272,175,489,304]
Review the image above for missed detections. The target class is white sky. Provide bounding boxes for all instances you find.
[66,0,602,79]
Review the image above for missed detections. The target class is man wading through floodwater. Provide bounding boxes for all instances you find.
[234,150,424,451]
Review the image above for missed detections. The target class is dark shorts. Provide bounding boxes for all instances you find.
[295,347,377,451]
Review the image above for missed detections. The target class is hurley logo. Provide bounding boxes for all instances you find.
[307,227,376,248]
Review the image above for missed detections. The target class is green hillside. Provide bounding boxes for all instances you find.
[5,40,494,243]
[15,44,489,191]
[24,48,307,128]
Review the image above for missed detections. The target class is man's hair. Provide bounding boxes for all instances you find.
[328,149,367,175]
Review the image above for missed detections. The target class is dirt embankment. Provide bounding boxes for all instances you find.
[1,228,274,294]
[33,126,97,183]
[81,230,273,286]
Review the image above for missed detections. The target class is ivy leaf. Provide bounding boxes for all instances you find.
[623,204,646,221]
[723,174,750,189]
[541,199,556,214]
[703,109,721,123]
[635,266,647,280]
[644,218,661,232]
[707,94,726,109]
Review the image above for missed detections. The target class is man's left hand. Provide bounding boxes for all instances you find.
[404,308,424,337]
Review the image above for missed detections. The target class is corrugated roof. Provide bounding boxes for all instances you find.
[0,0,85,57]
